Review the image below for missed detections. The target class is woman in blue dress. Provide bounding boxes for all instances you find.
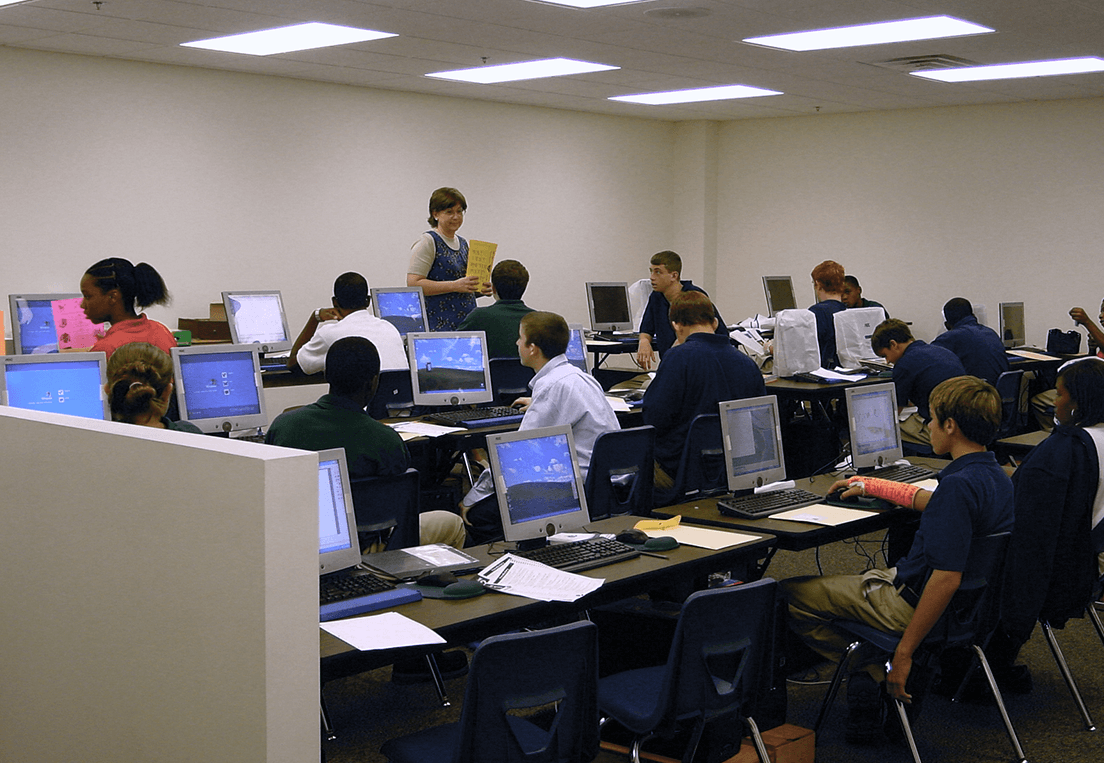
[406,187,491,331]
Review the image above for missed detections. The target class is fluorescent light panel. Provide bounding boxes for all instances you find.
[611,84,782,105]
[530,0,648,6]
[182,22,396,56]
[912,57,1104,82]
[427,58,618,84]
[744,15,993,52]
[0,0,37,6]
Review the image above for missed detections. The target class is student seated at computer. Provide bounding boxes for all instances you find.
[288,272,407,375]
[642,291,765,490]
[931,297,1009,385]
[80,257,175,358]
[808,260,847,368]
[104,342,202,433]
[461,311,620,544]
[635,250,726,371]
[1031,298,1104,429]
[782,376,1013,745]
[457,259,535,358]
[267,337,465,550]
[871,319,966,448]
[842,274,887,316]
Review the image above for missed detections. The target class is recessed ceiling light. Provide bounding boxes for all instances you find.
[181,22,396,56]
[527,0,650,7]
[0,0,37,6]
[911,57,1104,82]
[426,58,619,84]
[744,16,993,52]
[610,84,783,105]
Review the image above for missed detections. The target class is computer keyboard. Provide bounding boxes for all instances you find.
[320,571,421,621]
[864,463,938,483]
[717,487,823,519]
[514,537,640,573]
[429,406,525,428]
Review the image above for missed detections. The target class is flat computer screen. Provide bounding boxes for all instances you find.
[8,293,107,354]
[171,344,268,433]
[999,302,1025,349]
[719,394,788,494]
[565,323,593,374]
[585,282,633,333]
[0,351,110,420]
[762,276,797,317]
[371,287,428,337]
[221,290,292,354]
[317,448,362,575]
[845,382,903,472]
[486,424,590,544]
[407,331,494,407]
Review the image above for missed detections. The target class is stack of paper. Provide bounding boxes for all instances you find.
[478,554,604,602]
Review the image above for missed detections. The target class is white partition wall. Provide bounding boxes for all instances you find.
[0,407,319,763]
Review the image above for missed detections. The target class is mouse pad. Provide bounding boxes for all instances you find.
[410,580,488,600]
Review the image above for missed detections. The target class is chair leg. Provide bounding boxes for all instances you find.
[1089,603,1104,649]
[746,716,772,763]
[320,695,336,741]
[971,645,1029,763]
[425,654,452,708]
[1042,622,1096,731]
[813,640,862,740]
[893,698,923,763]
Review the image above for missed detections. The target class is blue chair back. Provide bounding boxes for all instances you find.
[369,369,414,420]
[657,414,726,506]
[584,425,655,519]
[994,370,1025,437]
[490,357,535,404]
[349,467,420,550]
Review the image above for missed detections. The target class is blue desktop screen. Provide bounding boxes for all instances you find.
[176,351,262,420]
[4,359,105,419]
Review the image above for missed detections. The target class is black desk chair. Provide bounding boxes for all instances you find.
[489,357,535,404]
[598,579,778,763]
[655,414,725,507]
[349,467,420,551]
[814,532,1026,763]
[585,425,655,520]
[369,369,414,420]
[381,621,599,763]
[994,369,1026,438]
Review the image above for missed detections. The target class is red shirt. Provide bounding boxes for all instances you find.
[92,315,176,359]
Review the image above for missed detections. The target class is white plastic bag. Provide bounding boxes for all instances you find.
[773,308,820,376]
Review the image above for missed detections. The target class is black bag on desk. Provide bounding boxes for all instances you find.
[1046,328,1081,355]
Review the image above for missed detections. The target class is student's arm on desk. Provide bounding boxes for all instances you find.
[887,568,960,703]
[832,477,932,509]
[635,333,656,370]
[287,307,340,371]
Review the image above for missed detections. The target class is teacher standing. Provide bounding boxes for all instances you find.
[407,187,491,331]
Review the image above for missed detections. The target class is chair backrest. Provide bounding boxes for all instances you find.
[489,357,535,404]
[348,467,420,550]
[454,621,599,763]
[659,414,725,506]
[938,531,1011,649]
[658,579,778,729]
[369,369,414,420]
[994,370,1025,437]
[584,425,656,519]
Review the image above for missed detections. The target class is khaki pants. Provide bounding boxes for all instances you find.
[899,413,932,446]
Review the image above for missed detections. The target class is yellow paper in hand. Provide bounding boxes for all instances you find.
[466,240,497,283]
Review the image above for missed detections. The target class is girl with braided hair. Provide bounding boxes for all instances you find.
[105,342,200,433]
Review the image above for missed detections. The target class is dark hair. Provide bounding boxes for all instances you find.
[870,318,913,353]
[105,342,174,423]
[650,250,682,275]
[427,187,467,227]
[520,311,569,360]
[811,260,845,294]
[844,275,860,289]
[668,291,716,328]
[325,337,380,396]
[333,272,369,310]
[928,375,1001,446]
[1058,357,1104,427]
[942,297,974,326]
[85,258,170,311]
[491,260,529,301]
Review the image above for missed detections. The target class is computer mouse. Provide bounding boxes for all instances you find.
[615,528,650,545]
[419,571,459,588]
[826,488,858,504]
[441,579,486,599]
[625,389,645,402]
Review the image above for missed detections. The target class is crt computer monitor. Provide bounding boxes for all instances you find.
[845,382,903,472]
[486,424,591,546]
[999,301,1025,349]
[762,276,797,317]
[221,290,292,355]
[1,351,110,420]
[407,331,494,407]
[371,287,428,337]
[171,344,268,433]
[565,323,593,374]
[585,282,633,333]
[718,394,788,496]
[8,293,107,355]
[317,448,362,575]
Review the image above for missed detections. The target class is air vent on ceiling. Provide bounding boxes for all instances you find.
[866,54,979,73]
[643,7,712,20]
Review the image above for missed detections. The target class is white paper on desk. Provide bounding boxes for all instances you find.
[1007,349,1055,362]
[912,478,939,491]
[478,553,604,602]
[389,421,464,438]
[813,367,865,381]
[320,611,446,652]
[605,395,632,412]
[646,526,759,550]
[771,504,876,526]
